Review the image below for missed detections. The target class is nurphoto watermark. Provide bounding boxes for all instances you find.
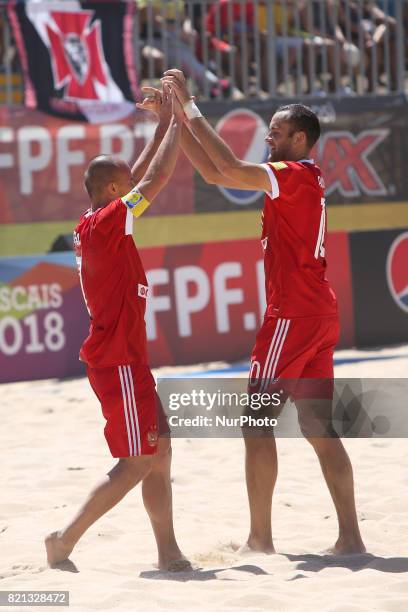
[157,378,408,438]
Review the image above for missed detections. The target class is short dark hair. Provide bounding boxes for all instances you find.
[275,104,321,149]
[84,155,124,199]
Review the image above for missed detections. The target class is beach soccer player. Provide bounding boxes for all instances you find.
[161,69,366,555]
[45,86,191,571]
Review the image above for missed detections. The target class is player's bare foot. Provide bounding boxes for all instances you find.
[157,553,193,572]
[45,531,74,566]
[324,537,366,555]
[239,536,276,554]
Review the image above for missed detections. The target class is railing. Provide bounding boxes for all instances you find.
[135,0,407,99]
[0,0,407,106]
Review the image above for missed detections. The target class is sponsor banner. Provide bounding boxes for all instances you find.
[144,233,354,365]
[8,0,138,122]
[1,96,406,226]
[143,239,266,367]
[196,96,408,212]
[215,109,269,206]
[0,234,352,382]
[0,252,88,383]
[349,229,408,347]
[0,108,193,224]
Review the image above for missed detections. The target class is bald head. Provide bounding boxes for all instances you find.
[84,155,132,205]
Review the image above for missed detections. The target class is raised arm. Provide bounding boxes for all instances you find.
[181,123,257,190]
[135,86,183,202]
[138,85,260,190]
[162,70,271,192]
[131,87,171,183]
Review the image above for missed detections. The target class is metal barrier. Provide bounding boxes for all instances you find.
[135,0,407,99]
[0,0,407,105]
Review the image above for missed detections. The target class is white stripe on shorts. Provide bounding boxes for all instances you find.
[259,318,285,392]
[266,319,291,384]
[260,319,291,392]
[125,365,141,455]
[118,365,135,455]
[121,365,140,456]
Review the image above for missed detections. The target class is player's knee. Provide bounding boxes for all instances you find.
[298,416,317,440]
[118,456,153,487]
[151,437,172,471]
[297,400,337,440]
[302,432,339,455]
[244,435,274,455]
[299,421,336,442]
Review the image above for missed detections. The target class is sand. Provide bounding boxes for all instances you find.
[1,345,407,612]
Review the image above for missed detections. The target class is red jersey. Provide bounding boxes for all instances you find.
[261,159,337,319]
[73,189,150,368]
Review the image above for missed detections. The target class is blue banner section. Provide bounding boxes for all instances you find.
[0,251,87,383]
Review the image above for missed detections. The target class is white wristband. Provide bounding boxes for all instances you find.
[183,99,203,120]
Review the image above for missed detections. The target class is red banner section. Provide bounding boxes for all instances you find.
[0,234,353,382]
[325,232,355,348]
[143,239,266,367]
[0,108,193,224]
[143,234,354,366]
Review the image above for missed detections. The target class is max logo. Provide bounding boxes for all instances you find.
[46,11,108,100]
[315,129,389,197]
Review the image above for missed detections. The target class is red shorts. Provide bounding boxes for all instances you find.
[249,315,340,400]
[87,364,170,458]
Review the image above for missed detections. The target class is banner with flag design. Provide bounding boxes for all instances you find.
[8,0,139,122]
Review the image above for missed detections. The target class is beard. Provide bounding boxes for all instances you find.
[268,147,288,162]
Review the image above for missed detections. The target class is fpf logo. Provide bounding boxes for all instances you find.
[386,232,408,314]
[215,109,268,206]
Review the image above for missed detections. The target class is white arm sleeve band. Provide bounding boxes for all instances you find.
[261,163,279,199]
[183,99,203,120]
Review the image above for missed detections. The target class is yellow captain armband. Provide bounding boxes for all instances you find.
[121,187,150,218]
[270,162,288,171]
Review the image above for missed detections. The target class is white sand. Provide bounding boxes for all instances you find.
[1,346,407,611]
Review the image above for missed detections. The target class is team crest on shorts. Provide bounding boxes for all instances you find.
[147,428,158,447]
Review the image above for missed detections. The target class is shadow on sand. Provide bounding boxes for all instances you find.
[139,563,269,582]
[283,553,408,574]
